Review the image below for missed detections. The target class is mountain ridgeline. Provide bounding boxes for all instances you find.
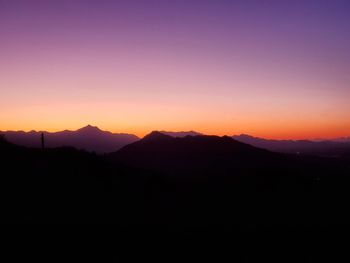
[0,125,139,153]
[232,134,350,157]
[2,125,350,157]
[110,131,277,175]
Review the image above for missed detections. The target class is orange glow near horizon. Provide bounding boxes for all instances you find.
[1,78,349,139]
[1,113,349,140]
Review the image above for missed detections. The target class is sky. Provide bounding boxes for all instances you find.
[1,0,349,139]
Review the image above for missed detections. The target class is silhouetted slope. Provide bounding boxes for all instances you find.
[0,125,139,153]
[2,134,350,228]
[233,134,350,157]
[111,131,278,175]
[160,130,202,137]
[0,136,151,224]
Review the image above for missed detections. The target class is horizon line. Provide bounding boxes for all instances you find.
[1,124,349,141]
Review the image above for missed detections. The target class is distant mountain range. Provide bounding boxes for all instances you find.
[330,137,350,143]
[160,131,350,157]
[232,134,350,157]
[1,125,350,157]
[0,125,139,153]
[0,127,203,154]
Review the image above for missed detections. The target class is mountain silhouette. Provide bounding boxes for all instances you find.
[2,130,350,229]
[233,134,350,157]
[77,124,103,134]
[0,125,139,153]
[110,131,276,175]
[159,130,202,137]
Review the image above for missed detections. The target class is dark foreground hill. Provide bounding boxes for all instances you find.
[1,134,350,229]
[0,125,139,153]
[111,131,278,175]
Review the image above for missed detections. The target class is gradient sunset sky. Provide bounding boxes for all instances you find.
[1,0,349,139]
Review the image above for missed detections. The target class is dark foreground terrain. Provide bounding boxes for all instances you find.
[1,133,350,229]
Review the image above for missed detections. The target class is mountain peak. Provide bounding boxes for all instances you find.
[160,130,202,137]
[235,134,255,139]
[77,125,102,133]
[143,131,172,140]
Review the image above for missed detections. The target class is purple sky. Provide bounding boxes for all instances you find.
[1,0,349,138]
